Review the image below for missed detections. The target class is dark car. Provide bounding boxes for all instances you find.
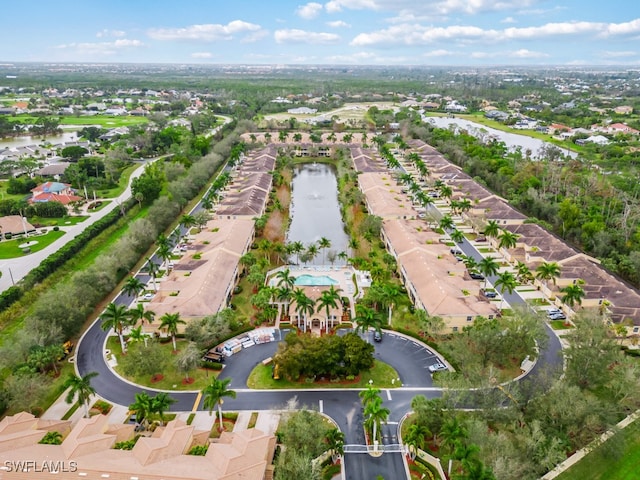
[481,289,497,298]
[469,271,485,280]
[373,331,382,342]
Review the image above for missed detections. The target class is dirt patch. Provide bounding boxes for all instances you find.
[181,377,195,385]
[150,374,164,383]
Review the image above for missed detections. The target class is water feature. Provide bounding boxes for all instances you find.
[425,115,578,159]
[0,129,80,149]
[287,162,350,265]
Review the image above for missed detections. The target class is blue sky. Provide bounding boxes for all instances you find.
[1,0,639,65]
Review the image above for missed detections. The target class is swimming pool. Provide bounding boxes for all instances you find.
[294,274,339,286]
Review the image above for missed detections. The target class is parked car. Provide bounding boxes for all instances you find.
[481,289,497,298]
[373,331,382,342]
[548,313,566,320]
[428,362,447,373]
[450,247,463,255]
[546,308,562,316]
[143,292,154,300]
[469,271,485,280]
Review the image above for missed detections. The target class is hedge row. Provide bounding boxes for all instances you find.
[0,201,134,314]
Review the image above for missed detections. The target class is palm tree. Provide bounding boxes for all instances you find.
[440,416,468,455]
[275,286,294,321]
[497,229,518,251]
[439,214,455,231]
[64,372,98,418]
[462,255,479,272]
[159,312,186,351]
[316,285,342,329]
[127,325,150,348]
[325,428,345,462]
[378,282,401,326]
[305,243,319,265]
[494,271,517,309]
[359,384,381,407]
[180,214,196,233]
[151,392,177,426]
[337,251,349,265]
[478,257,500,288]
[101,302,132,353]
[483,219,500,239]
[535,261,561,288]
[127,303,156,326]
[144,257,160,291]
[203,377,237,432]
[318,237,331,264]
[293,288,315,332]
[288,240,304,265]
[157,243,173,272]
[275,268,295,290]
[122,276,145,298]
[354,304,383,343]
[405,423,430,460]
[364,396,390,449]
[129,392,153,429]
[450,229,465,244]
[561,283,585,308]
[515,261,533,284]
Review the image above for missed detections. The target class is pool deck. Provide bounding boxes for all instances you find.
[267,265,370,322]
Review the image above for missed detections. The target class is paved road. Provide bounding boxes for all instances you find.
[0,156,161,293]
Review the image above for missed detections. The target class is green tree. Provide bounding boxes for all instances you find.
[405,423,430,460]
[122,276,146,298]
[561,283,586,308]
[364,396,390,448]
[63,372,98,418]
[483,220,500,239]
[129,392,153,428]
[127,303,156,326]
[325,428,345,462]
[318,236,331,264]
[450,229,465,244]
[316,285,342,327]
[293,287,316,332]
[497,229,518,251]
[101,302,132,353]
[159,312,186,351]
[202,377,237,431]
[175,341,201,383]
[478,257,500,288]
[151,392,177,426]
[354,304,384,342]
[494,271,517,309]
[144,257,161,291]
[535,261,561,288]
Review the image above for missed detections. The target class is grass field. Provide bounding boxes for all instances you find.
[248,359,401,389]
[99,163,140,198]
[29,215,88,227]
[7,114,148,128]
[0,181,29,202]
[556,419,640,480]
[0,229,65,259]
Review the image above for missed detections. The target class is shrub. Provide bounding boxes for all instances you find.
[53,226,59,231]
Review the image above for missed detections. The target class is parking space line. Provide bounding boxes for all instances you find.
[386,390,392,401]
[319,399,324,413]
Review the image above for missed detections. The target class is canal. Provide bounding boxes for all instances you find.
[287,162,350,265]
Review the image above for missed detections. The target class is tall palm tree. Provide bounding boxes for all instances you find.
[305,243,319,265]
[483,219,500,239]
[478,257,500,288]
[450,228,465,244]
[288,241,304,265]
[293,288,315,332]
[203,377,237,432]
[275,268,295,290]
[440,416,468,455]
[151,392,177,426]
[127,325,150,348]
[439,214,455,231]
[515,261,534,284]
[535,261,561,288]
[497,229,518,251]
[180,214,196,232]
[144,257,160,291]
[127,303,156,326]
[561,283,585,308]
[64,372,98,418]
[318,237,331,264]
[494,271,517,309]
[159,312,186,351]
[359,384,381,408]
[337,251,349,265]
[316,285,342,328]
[462,255,479,272]
[325,428,345,462]
[275,286,294,321]
[378,282,401,326]
[364,396,390,449]
[405,423,430,460]
[101,302,132,353]
[122,276,145,298]
[157,243,173,272]
[129,392,153,429]
[354,304,384,343]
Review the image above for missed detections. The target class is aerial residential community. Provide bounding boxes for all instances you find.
[1,1,640,480]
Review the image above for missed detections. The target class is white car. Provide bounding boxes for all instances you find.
[143,292,154,300]
[428,362,447,373]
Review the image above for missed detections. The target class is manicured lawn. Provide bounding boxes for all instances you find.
[99,163,141,198]
[550,320,573,330]
[0,181,29,202]
[248,359,401,389]
[8,115,148,128]
[29,215,88,227]
[0,229,65,259]
[556,419,640,480]
[527,297,550,306]
[108,336,219,391]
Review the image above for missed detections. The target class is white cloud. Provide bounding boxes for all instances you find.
[501,17,516,24]
[600,50,637,58]
[325,0,378,13]
[325,0,536,17]
[327,20,351,28]
[423,49,456,57]
[509,49,549,58]
[297,2,324,19]
[325,51,410,64]
[351,18,640,47]
[96,29,125,38]
[148,20,262,41]
[53,39,144,56]
[191,52,213,58]
[274,29,340,44]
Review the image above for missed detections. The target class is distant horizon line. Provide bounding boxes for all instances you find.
[1,61,639,71]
